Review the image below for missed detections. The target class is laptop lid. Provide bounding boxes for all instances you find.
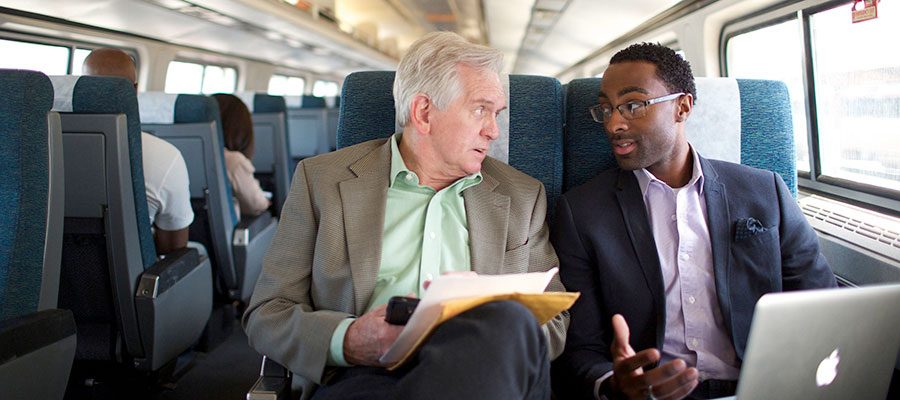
[734,284,900,400]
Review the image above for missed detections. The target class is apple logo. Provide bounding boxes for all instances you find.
[816,349,840,387]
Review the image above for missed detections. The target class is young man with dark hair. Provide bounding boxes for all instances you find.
[552,43,835,400]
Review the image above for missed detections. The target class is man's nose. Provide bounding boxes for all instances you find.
[483,115,500,140]
[605,109,629,133]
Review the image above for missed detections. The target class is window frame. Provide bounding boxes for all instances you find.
[720,0,900,215]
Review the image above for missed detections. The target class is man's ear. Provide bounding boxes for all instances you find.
[675,93,693,123]
[410,94,431,134]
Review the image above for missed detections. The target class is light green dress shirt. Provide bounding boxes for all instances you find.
[327,134,482,366]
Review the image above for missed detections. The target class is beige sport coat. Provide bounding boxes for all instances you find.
[242,138,568,386]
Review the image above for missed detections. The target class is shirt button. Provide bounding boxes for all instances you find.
[429,231,436,239]
[680,253,689,261]
[688,295,696,304]
[671,214,677,221]
[405,174,413,181]
[691,338,699,347]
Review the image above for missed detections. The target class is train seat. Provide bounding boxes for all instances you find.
[0,69,75,400]
[234,92,291,215]
[247,70,566,400]
[49,75,212,373]
[562,77,797,196]
[139,92,278,304]
[284,94,334,167]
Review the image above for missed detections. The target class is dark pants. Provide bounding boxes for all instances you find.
[688,379,738,399]
[311,301,551,400]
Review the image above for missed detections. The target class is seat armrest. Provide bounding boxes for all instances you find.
[133,247,213,370]
[233,212,275,246]
[247,355,294,400]
[137,248,200,298]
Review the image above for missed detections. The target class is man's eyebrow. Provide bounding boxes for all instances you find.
[617,86,650,97]
[599,86,650,101]
[473,98,507,111]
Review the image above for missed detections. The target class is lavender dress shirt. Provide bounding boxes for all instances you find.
[633,148,740,381]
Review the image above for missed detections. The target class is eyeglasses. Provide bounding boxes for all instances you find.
[589,92,685,122]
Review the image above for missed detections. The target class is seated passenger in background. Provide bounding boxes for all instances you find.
[551,43,836,400]
[83,48,193,255]
[242,31,567,400]
[213,93,271,218]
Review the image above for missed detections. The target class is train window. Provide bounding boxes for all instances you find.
[268,74,306,96]
[725,19,810,173]
[0,38,69,75]
[165,61,204,94]
[202,65,237,94]
[809,2,900,191]
[70,48,93,75]
[165,60,237,94]
[312,79,338,97]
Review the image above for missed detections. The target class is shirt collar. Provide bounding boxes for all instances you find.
[389,133,482,191]
[634,145,705,196]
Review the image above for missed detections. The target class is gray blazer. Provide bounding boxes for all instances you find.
[243,137,568,386]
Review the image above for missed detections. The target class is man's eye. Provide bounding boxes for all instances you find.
[474,106,486,117]
[625,102,643,113]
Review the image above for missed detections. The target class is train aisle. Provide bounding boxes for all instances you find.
[155,327,261,400]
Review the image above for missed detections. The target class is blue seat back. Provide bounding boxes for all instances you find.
[563,77,797,196]
[300,95,326,108]
[52,75,158,267]
[171,94,239,226]
[51,74,155,362]
[0,69,55,320]
[337,71,564,214]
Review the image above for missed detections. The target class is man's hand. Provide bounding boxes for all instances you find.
[343,304,404,366]
[609,314,699,400]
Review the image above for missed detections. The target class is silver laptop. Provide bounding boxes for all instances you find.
[723,284,900,400]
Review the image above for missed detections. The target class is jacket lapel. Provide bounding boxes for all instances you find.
[614,170,667,349]
[463,171,510,275]
[700,157,735,338]
[340,140,391,312]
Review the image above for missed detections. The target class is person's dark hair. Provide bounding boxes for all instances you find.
[214,93,255,159]
[609,42,696,101]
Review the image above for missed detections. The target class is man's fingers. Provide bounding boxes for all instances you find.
[651,366,699,400]
[642,359,687,386]
[614,348,660,375]
[611,314,633,356]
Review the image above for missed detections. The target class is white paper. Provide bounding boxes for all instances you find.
[379,268,559,366]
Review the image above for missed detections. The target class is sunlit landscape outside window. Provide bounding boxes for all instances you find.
[0,39,69,75]
[268,74,305,96]
[726,19,810,173]
[312,80,338,97]
[810,2,900,192]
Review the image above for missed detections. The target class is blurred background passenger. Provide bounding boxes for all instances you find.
[214,93,271,219]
